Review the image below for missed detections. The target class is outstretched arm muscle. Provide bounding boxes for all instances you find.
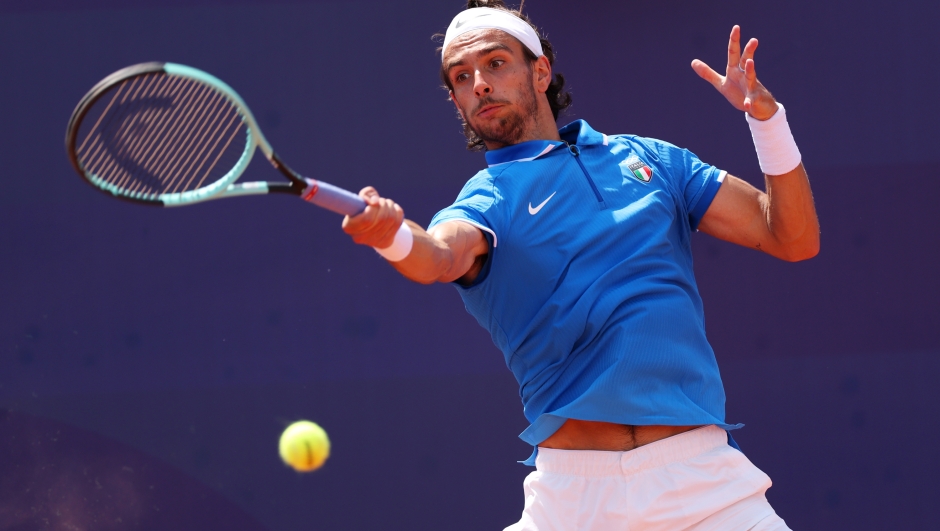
[341,187,489,284]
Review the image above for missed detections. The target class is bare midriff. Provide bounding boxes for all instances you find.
[539,419,703,452]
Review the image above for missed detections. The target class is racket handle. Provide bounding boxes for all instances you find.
[300,178,367,216]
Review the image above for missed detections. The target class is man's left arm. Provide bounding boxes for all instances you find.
[691,25,820,262]
[698,166,819,262]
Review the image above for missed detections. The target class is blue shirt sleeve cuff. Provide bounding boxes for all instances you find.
[688,170,726,230]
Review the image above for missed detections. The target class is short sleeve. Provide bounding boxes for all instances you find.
[652,140,726,230]
[428,173,503,247]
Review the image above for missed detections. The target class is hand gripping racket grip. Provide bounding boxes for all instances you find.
[301,178,367,216]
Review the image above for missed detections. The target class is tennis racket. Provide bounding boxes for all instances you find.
[65,62,366,215]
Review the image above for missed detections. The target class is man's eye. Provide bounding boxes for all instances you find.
[490,60,505,68]
[455,73,469,83]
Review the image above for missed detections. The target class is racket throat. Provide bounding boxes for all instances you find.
[269,153,309,193]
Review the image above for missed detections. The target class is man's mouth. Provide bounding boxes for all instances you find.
[476,103,503,118]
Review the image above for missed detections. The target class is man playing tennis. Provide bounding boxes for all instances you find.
[342,1,818,529]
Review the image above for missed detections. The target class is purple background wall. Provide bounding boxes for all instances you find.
[1,0,938,529]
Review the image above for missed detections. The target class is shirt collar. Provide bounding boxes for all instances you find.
[484,139,562,167]
[558,119,606,147]
[483,120,606,167]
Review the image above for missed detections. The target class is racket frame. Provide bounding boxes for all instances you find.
[66,62,307,207]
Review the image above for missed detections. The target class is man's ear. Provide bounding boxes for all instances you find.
[450,91,466,121]
[533,55,552,94]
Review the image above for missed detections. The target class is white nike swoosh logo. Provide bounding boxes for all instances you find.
[455,12,491,28]
[528,191,557,215]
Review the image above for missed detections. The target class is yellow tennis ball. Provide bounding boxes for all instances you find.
[279,420,330,472]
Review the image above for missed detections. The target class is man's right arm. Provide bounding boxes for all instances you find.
[341,187,489,285]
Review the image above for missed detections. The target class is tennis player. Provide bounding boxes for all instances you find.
[343,1,819,529]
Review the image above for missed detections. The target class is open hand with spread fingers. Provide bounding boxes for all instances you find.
[691,25,778,121]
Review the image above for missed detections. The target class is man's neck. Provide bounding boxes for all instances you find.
[483,116,561,151]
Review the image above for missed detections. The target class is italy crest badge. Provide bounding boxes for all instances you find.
[621,155,654,183]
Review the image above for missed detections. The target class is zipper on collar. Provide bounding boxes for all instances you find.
[566,143,604,202]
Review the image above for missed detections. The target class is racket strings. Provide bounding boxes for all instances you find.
[106,76,190,190]
[86,75,184,193]
[83,75,172,187]
[75,73,246,199]
[78,76,148,178]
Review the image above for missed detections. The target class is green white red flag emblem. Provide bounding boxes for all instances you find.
[622,156,653,183]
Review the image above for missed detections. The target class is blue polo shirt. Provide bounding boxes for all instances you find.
[429,120,741,460]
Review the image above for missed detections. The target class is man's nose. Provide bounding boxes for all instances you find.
[473,70,492,97]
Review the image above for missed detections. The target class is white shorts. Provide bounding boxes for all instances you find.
[504,425,791,531]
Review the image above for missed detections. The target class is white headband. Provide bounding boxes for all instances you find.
[442,7,543,63]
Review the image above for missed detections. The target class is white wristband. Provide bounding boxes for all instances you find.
[373,222,413,262]
[746,102,802,176]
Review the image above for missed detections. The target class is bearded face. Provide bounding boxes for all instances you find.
[457,76,539,148]
[443,29,548,150]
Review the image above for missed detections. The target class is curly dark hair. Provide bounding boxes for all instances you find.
[436,0,572,151]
